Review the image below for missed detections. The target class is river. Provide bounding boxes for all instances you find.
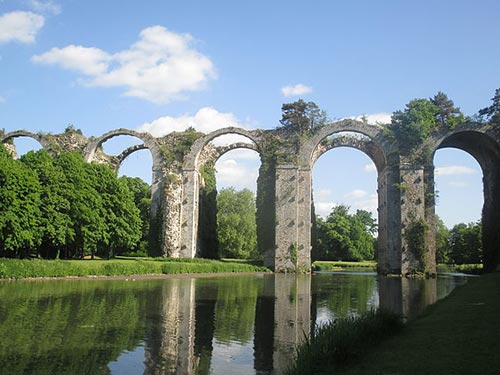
[0,272,468,374]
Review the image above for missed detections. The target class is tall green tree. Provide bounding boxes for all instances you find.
[431,91,467,128]
[448,222,482,264]
[279,99,328,136]
[120,176,151,255]
[435,216,451,264]
[0,145,42,257]
[478,88,500,126]
[20,150,74,258]
[217,187,258,259]
[312,205,376,261]
[390,92,465,151]
[89,163,141,258]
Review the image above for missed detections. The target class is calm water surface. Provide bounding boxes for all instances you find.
[0,272,468,374]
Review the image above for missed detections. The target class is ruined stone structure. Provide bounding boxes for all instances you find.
[2,120,500,275]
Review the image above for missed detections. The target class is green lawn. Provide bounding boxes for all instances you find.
[331,272,500,375]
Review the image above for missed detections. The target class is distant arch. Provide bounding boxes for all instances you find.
[183,127,262,170]
[214,142,259,160]
[1,130,50,155]
[114,144,149,172]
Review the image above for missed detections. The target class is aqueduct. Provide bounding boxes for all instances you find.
[2,120,500,275]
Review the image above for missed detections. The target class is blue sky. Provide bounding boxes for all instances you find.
[1,0,499,228]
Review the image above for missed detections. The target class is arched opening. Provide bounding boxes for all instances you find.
[434,130,500,272]
[433,148,483,268]
[2,134,44,159]
[193,132,262,260]
[312,146,378,261]
[312,137,379,263]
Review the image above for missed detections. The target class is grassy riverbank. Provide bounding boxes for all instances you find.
[312,260,377,272]
[313,261,482,275]
[285,309,404,375]
[297,272,500,375]
[0,257,269,280]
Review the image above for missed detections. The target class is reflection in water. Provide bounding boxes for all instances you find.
[0,273,468,375]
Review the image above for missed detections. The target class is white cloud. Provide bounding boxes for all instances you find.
[32,25,216,103]
[0,11,44,44]
[435,166,477,176]
[281,83,313,97]
[364,163,376,173]
[350,113,392,125]
[352,194,378,215]
[30,0,61,15]
[0,95,5,103]
[137,107,245,136]
[315,201,335,218]
[344,189,368,200]
[315,189,333,201]
[32,45,110,75]
[216,159,258,191]
[315,194,378,219]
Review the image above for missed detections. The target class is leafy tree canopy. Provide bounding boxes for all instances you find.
[478,88,500,126]
[390,92,466,152]
[279,99,329,136]
[313,205,377,261]
[217,187,258,259]
[0,147,145,259]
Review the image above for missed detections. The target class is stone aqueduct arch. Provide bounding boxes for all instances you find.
[180,127,263,258]
[2,121,500,274]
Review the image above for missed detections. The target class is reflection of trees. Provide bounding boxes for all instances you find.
[0,280,151,375]
[212,276,260,344]
[313,274,378,317]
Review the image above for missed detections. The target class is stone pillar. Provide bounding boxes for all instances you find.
[423,163,437,275]
[296,167,312,272]
[482,165,500,272]
[180,169,200,258]
[161,179,183,257]
[2,142,18,159]
[377,162,403,274]
[399,163,431,276]
[274,165,311,273]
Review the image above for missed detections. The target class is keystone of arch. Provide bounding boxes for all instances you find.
[183,127,262,170]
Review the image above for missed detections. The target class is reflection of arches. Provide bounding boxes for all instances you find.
[1,130,49,157]
[430,124,500,272]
